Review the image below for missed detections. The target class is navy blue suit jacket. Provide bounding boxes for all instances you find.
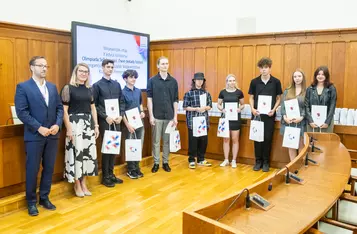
[15,78,64,142]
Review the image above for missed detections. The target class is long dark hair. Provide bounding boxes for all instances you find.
[191,79,206,91]
[312,66,332,87]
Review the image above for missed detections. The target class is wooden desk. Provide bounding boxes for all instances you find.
[183,133,351,234]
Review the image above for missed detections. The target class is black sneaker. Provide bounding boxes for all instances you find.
[136,170,144,178]
[110,174,123,184]
[262,163,270,172]
[27,204,39,216]
[102,177,115,187]
[127,171,139,179]
[253,163,262,171]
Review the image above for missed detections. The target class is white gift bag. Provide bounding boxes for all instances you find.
[104,99,120,119]
[125,132,142,161]
[165,120,176,134]
[170,130,181,152]
[347,109,355,126]
[192,116,207,137]
[284,99,300,119]
[101,125,121,155]
[225,102,238,121]
[339,108,348,125]
[217,118,230,138]
[282,125,301,149]
[125,108,143,129]
[257,95,272,115]
[249,116,264,142]
[311,105,327,127]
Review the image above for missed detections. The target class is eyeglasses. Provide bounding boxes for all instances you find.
[34,64,50,69]
[78,69,89,74]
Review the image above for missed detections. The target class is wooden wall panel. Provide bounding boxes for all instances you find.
[228,46,242,90]
[205,48,217,100]
[183,49,194,92]
[217,47,228,94]
[0,38,15,125]
[331,42,346,108]
[283,44,299,88]
[150,29,357,110]
[173,49,184,99]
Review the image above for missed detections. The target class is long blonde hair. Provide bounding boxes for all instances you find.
[286,68,306,100]
[225,74,239,89]
[69,63,91,88]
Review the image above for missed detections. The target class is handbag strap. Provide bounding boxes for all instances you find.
[128,131,137,139]
[253,115,262,121]
[108,124,117,131]
[288,123,298,128]
[312,127,321,133]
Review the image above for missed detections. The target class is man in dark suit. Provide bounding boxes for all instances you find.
[15,56,64,216]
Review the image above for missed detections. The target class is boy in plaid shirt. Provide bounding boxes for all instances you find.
[183,72,212,169]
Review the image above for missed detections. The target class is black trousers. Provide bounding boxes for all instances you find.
[25,138,58,205]
[188,129,208,163]
[253,115,275,165]
[99,119,121,178]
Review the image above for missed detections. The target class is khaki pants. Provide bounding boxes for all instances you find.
[152,119,170,164]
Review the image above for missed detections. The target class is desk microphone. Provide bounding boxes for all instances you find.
[268,168,283,191]
[305,153,318,166]
[216,188,250,221]
[285,166,290,184]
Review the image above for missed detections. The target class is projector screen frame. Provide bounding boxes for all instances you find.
[71,21,150,91]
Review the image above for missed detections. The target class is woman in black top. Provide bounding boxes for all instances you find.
[217,74,244,168]
[305,66,337,133]
[61,63,99,197]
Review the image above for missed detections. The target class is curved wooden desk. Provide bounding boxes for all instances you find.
[183,133,351,234]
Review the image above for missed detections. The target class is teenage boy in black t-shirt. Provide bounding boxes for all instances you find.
[248,57,282,172]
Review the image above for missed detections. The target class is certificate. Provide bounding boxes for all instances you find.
[284,98,300,119]
[225,102,238,121]
[125,108,143,129]
[199,93,207,108]
[312,105,327,127]
[257,95,272,115]
[105,99,120,119]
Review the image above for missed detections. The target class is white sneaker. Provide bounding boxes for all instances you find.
[231,160,237,168]
[220,160,229,167]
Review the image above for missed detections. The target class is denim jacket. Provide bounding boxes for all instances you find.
[305,84,337,125]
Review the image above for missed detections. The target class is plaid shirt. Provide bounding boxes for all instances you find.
[183,89,212,129]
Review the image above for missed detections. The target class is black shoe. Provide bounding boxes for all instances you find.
[253,163,262,171]
[163,163,171,172]
[152,164,159,173]
[110,174,123,184]
[136,170,144,178]
[28,204,39,216]
[262,163,270,172]
[39,199,56,210]
[127,171,139,179]
[102,177,115,187]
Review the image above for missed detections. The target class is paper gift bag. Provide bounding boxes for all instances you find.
[311,105,327,127]
[125,108,143,129]
[284,98,300,119]
[193,116,207,137]
[125,134,142,161]
[282,126,301,149]
[104,99,120,119]
[225,102,238,121]
[249,118,264,142]
[165,120,176,134]
[257,95,272,115]
[101,126,121,154]
[217,118,230,138]
[170,130,181,152]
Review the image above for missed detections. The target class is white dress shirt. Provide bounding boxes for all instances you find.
[33,78,49,106]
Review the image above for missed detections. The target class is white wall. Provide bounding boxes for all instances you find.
[1,0,357,40]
